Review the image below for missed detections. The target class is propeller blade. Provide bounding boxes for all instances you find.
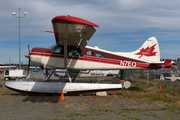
[28,45,31,55]
[24,45,31,78]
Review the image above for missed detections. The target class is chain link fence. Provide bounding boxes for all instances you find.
[120,69,180,91]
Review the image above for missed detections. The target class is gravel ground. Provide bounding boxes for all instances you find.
[0,71,180,120]
[0,81,180,120]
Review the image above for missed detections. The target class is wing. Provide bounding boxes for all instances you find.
[51,15,99,50]
[51,15,99,69]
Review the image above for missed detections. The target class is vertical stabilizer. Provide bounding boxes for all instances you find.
[133,37,160,62]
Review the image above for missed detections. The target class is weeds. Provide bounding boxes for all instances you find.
[104,109,115,112]
[150,96,173,103]
[143,112,160,119]
[168,105,180,111]
[89,108,96,113]
[66,113,89,118]
[125,116,141,120]
[121,80,180,105]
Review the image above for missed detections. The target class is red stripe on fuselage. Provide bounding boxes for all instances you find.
[31,52,162,69]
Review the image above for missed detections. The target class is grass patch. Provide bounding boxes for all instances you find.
[128,86,142,91]
[143,113,160,119]
[117,111,124,115]
[0,89,15,94]
[150,96,173,103]
[121,114,126,117]
[125,116,141,120]
[120,80,180,107]
[133,108,142,112]
[122,108,130,112]
[0,79,5,81]
[117,108,142,115]
[89,108,96,113]
[169,105,180,111]
[104,109,115,112]
[66,113,89,118]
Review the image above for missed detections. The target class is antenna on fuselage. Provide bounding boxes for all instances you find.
[95,44,99,49]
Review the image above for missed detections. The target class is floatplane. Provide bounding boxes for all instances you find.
[5,15,174,95]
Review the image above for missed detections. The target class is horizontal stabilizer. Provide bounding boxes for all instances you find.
[149,59,174,68]
[164,59,172,68]
[42,30,54,33]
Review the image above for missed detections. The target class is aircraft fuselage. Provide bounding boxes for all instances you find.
[30,44,163,70]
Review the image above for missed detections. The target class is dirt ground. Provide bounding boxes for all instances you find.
[0,81,179,120]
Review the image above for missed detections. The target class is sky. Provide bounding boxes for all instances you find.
[0,0,180,64]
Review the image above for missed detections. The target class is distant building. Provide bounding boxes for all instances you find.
[0,62,5,65]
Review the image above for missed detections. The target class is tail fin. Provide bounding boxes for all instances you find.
[133,37,160,62]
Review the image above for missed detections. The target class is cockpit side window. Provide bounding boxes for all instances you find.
[52,46,62,53]
[96,52,104,58]
[68,49,82,57]
[87,50,94,56]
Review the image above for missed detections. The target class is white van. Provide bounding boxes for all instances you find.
[4,69,26,80]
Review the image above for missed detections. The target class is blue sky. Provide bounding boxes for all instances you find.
[0,0,180,64]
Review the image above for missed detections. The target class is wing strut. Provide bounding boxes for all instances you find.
[66,69,72,82]
[64,24,68,69]
[63,24,72,82]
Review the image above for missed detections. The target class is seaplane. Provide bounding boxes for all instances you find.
[5,15,174,95]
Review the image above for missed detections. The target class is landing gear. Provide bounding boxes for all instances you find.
[43,65,56,81]
[65,70,72,82]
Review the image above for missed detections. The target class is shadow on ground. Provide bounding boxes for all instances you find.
[22,95,60,103]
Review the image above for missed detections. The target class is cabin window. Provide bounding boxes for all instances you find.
[87,50,94,56]
[52,46,62,53]
[68,49,82,57]
[96,52,104,58]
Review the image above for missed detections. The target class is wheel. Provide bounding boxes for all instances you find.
[22,77,26,79]
[5,77,9,81]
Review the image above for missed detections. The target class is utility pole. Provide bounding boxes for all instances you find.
[12,8,27,69]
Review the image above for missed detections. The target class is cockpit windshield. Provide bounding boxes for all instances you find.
[49,43,57,50]
[48,43,82,57]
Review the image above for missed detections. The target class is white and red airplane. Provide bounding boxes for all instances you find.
[5,15,174,95]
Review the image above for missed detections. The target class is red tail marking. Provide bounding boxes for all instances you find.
[135,44,157,58]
